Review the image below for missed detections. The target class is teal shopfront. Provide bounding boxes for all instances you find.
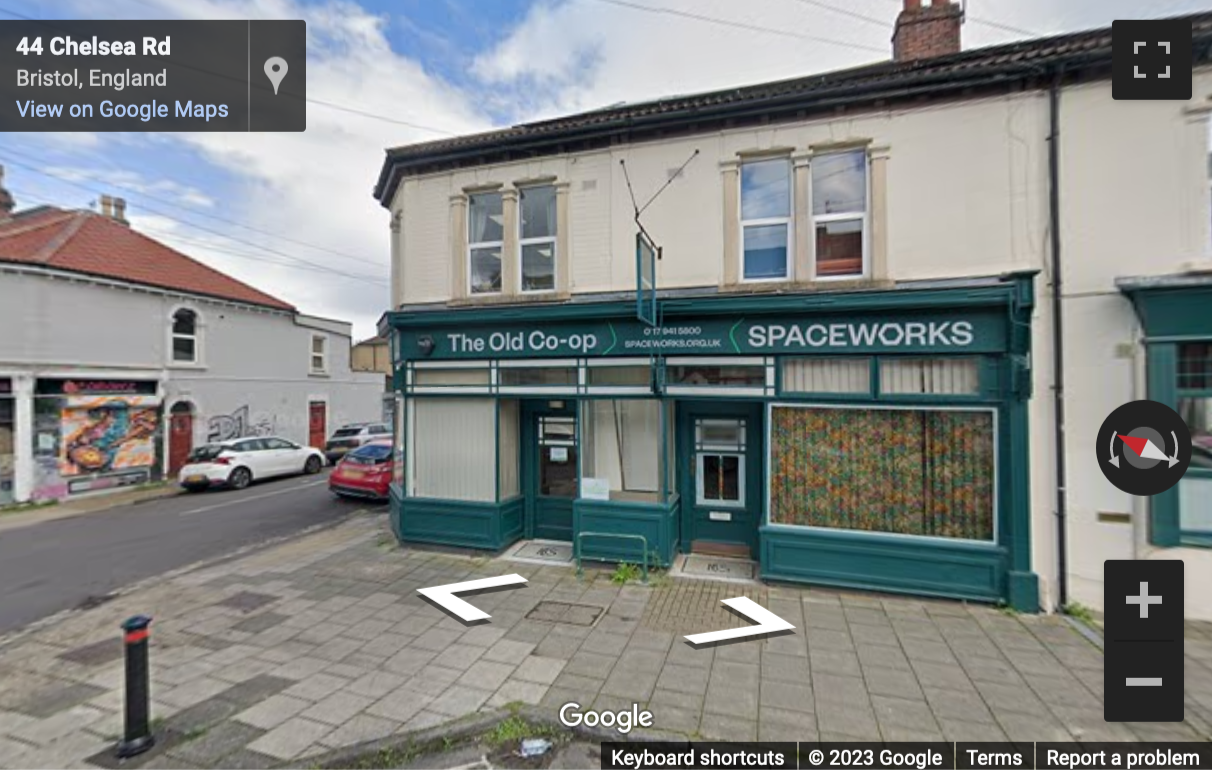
[382,272,1040,611]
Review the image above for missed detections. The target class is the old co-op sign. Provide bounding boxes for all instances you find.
[398,309,1007,360]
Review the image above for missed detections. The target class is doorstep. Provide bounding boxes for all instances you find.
[669,553,759,584]
[499,538,575,566]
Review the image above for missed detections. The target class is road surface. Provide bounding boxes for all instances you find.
[0,471,378,636]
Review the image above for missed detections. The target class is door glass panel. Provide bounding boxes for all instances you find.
[538,415,577,497]
[699,453,742,504]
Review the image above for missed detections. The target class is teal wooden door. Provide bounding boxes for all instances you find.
[522,403,577,542]
[679,402,763,558]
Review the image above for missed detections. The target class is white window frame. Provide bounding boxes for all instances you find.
[740,157,793,283]
[811,149,870,281]
[518,185,557,295]
[696,451,746,508]
[168,306,201,366]
[468,192,504,296]
[310,334,329,374]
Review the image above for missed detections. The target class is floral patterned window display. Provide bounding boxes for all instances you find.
[770,406,995,541]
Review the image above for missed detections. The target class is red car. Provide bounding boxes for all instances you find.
[329,440,393,501]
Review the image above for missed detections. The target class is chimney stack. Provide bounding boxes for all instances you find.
[892,0,963,63]
[99,194,113,218]
[113,197,128,225]
[0,166,14,220]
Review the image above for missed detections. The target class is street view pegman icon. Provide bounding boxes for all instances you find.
[1112,19,1192,100]
[264,56,288,94]
[1097,399,1192,495]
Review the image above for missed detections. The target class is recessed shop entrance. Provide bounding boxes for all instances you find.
[521,401,577,542]
[678,401,763,559]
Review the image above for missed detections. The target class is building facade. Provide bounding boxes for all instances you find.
[375,4,1212,617]
[0,194,384,504]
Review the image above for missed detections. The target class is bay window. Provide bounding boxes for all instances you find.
[741,158,792,281]
[812,150,868,278]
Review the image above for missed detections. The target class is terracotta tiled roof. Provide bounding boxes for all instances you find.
[0,206,295,311]
[375,9,1212,204]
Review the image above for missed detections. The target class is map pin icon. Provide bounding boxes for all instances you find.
[264,57,288,95]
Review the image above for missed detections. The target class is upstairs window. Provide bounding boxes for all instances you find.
[741,158,792,281]
[812,150,868,278]
[311,334,328,374]
[171,308,198,363]
[519,185,556,293]
[468,192,504,295]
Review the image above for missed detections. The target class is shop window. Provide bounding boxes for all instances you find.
[171,308,198,364]
[781,357,871,394]
[667,364,765,387]
[413,367,491,387]
[741,158,791,281]
[581,399,664,503]
[769,405,995,541]
[499,366,577,387]
[812,150,868,279]
[1178,342,1212,536]
[310,335,328,374]
[468,191,504,295]
[695,418,746,507]
[519,185,557,293]
[880,358,979,396]
[538,415,577,497]
[498,400,520,498]
[392,395,404,487]
[409,398,496,501]
[587,365,651,388]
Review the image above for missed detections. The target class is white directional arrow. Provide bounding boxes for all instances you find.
[684,596,796,646]
[417,574,527,622]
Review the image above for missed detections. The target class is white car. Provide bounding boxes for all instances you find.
[178,437,325,492]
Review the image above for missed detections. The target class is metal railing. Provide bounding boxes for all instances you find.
[574,531,649,583]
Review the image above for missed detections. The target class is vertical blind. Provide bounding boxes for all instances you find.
[770,406,995,540]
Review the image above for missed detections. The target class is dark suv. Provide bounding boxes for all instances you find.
[324,422,391,464]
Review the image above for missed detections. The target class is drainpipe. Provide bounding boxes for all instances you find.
[1048,67,1069,611]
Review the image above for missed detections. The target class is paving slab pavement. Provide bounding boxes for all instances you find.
[1,514,1210,769]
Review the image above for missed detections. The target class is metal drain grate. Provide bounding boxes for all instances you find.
[525,601,604,627]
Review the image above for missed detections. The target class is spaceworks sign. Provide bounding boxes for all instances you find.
[409,313,997,360]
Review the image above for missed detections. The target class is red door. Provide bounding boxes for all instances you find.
[168,403,194,474]
[308,401,326,448]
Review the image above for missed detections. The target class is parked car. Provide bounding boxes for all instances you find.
[329,440,393,501]
[324,422,391,464]
[179,436,325,492]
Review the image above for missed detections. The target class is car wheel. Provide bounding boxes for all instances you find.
[228,467,252,490]
[304,456,322,475]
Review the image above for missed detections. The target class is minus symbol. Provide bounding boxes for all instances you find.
[1126,678,1163,686]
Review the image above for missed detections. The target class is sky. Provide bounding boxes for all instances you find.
[3,0,1211,339]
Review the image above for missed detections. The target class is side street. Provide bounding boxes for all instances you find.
[0,512,1210,770]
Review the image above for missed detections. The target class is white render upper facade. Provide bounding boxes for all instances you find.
[383,37,1212,617]
[0,264,384,503]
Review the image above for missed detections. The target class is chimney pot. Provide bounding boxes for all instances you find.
[113,197,127,224]
[99,194,113,218]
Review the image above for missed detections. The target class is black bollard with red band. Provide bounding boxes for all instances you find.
[116,615,155,758]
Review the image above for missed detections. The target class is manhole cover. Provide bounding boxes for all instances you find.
[58,639,123,666]
[213,591,279,612]
[525,601,603,627]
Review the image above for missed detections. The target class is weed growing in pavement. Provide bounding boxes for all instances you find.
[488,716,558,745]
[996,600,1019,616]
[610,562,642,585]
[1064,601,1097,624]
[182,725,209,741]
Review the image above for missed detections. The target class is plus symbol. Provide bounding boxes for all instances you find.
[1126,581,1163,619]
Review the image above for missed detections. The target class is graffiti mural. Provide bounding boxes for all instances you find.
[206,405,277,442]
[59,397,160,476]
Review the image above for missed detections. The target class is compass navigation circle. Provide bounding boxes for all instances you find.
[1097,400,1192,496]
